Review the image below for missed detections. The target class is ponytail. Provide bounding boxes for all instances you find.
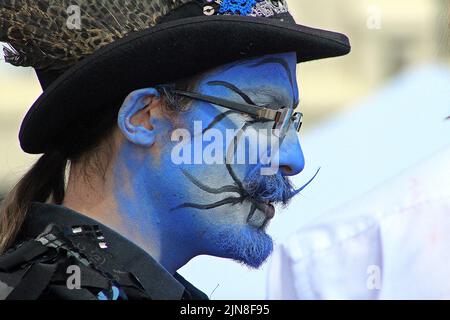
[0,151,67,253]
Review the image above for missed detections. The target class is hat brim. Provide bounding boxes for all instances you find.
[19,15,351,154]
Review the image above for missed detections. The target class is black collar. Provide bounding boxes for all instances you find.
[17,202,207,300]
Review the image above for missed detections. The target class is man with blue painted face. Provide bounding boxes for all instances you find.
[0,0,350,300]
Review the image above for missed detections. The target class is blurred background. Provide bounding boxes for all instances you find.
[1,0,449,299]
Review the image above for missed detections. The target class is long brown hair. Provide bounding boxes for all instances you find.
[0,152,67,252]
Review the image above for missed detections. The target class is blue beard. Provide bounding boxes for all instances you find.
[206,224,274,269]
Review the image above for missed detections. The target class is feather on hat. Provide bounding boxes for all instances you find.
[0,0,190,70]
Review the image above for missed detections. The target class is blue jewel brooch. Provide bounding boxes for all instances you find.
[219,0,259,16]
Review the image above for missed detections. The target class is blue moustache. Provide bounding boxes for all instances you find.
[243,167,320,205]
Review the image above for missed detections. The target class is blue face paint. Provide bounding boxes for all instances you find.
[114,52,308,272]
[204,224,274,269]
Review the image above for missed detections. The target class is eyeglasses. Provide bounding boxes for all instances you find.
[167,89,303,144]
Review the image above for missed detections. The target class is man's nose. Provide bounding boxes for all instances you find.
[278,128,305,176]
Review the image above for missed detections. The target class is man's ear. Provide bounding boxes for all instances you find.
[118,88,161,147]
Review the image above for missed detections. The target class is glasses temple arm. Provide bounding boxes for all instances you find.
[172,90,279,121]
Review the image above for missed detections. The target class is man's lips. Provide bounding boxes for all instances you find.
[254,201,275,219]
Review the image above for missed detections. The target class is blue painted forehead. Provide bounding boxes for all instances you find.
[197,52,299,106]
[207,52,297,82]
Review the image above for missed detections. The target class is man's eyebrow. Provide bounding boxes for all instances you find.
[245,87,292,108]
[207,80,256,105]
[207,81,289,107]
[206,80,292,109]
[214,57,298,107]
[248,57,298,107]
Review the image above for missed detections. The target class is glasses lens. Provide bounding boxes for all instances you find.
[292,112,303,132]
[271,108,293,140]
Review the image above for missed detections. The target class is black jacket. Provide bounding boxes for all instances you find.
[0,202,208,300]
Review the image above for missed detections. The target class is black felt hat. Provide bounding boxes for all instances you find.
[1,0,350,154]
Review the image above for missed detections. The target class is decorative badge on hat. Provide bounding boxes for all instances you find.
[219,0,259,15]
[203,0,289,17]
